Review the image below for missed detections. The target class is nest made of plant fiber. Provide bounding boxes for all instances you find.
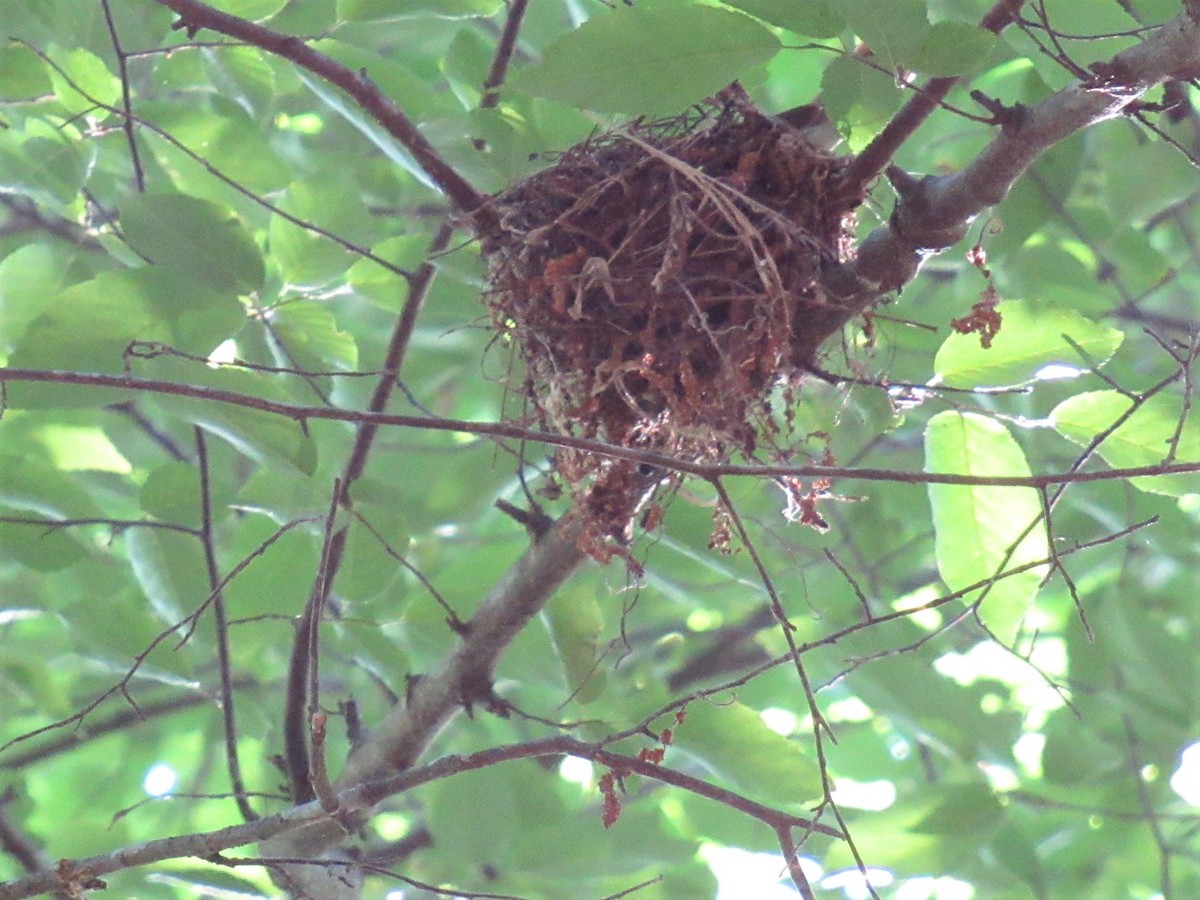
[477,97,860,549]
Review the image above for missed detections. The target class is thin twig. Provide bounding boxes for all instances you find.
[98,0,146,191]
[152,0,487,214]
[839,0,1026,193]
[195,428,258,823]
[3,368,1198,488]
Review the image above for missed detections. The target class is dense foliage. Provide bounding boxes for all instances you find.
[1,1,1197,899]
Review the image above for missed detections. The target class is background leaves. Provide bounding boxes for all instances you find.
[1,1,1198,898]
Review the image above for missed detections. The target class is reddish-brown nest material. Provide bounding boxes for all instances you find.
[476,96,860,552]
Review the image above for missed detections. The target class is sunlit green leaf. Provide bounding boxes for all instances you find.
[1050,391,1200,496]
[44,47,120,120]
[673,701,823,805]
[5,266,243,408]
[721,0,844,37]
[512,5,780,115]
[832,0,928,69]
[205,0,288,20]
[268,301,359,373]
[908,22,999,77]
[821,53,903,151]
[924,412,1049,640]
[934,300,1123,388]
[0,243,76,353]
[0,125,90,209]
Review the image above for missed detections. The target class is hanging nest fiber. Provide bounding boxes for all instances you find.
[475,92,861,554]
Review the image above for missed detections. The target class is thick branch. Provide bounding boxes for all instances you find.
[280,222,453,808]
[264,513,589,858]
[840,0,1026,191]
[821,11,1200,323]
[151,0,487,214]
[0,732,841,900]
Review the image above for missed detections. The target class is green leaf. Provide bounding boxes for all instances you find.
[338,0,503,21]
[200,46,278,117]
[934,300,1123,388]
[511,5,781,116]
[673,701,822,805]
[1050,391,1200,497]
[0,44,53,99]
[140,461,204,529]
[126,527,211,624]
[45,47,120,120]
[1101,135,1200,223]
[820,52,903,152]
[992,132,1085,255]
[66,585,197,679]
[347,234,430,310]
[135,358,318,474]
[0,508,87,572]
[339,502,409,602]
[0,125,90,209]
[0,243,75,352]
[0,453,105,520]
[721,0,844,38]
[908,22,998,77]
[296,41,451,191]
[832,0,928,69]
[269,301,359,373]
[5,267,244,408]
[119,194,265,294]
[206,0,288,19]
[222,516,320,620]
[426,766,518,864]
[911,782,1004,835]
[544,585,606,704]
[268,177,366,288]
[924,412,1049,640]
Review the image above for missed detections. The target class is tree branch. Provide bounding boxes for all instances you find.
[150,0,488,214]
[1,368,1195,487]
[820,11,1200,331]
[0,733,842,900]
[481,0,530,109]
[263,513,590,859]
[839,0,1027,192]
[195,429,258,823]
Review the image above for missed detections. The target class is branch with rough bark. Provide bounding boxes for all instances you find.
[0,730,844,900]
[819,10,1200,325]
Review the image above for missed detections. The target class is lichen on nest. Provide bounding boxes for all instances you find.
[474,90,862,556]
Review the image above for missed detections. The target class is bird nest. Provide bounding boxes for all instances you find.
[476,96,860,555]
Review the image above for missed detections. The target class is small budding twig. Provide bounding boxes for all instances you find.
[598,709,687,829]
